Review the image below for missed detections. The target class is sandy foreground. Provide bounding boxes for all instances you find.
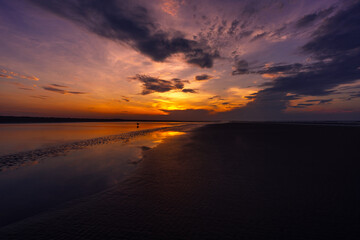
[1,122,360,239]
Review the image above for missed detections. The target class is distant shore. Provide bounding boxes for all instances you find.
[0,116,209,124]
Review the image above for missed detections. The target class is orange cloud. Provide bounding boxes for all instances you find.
[1,69,39,81]
[0,73,13,79]
[161,0,183,16]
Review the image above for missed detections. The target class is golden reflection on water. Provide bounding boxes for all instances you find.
[0,122,184,156]
[151,131,185,143]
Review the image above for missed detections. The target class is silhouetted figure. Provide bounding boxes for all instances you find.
[137,122,139,128]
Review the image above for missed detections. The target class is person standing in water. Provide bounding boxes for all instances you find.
[136,122,139,128]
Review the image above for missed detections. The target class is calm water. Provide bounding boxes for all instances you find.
[0,122,184,156]
[0,122,194,227]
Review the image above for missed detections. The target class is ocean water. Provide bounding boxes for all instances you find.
[0,122,196,227]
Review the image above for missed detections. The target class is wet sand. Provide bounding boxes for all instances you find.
[1,122,360,239]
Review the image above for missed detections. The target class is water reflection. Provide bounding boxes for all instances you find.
[152,131,186,143]
[0,122,184,156]
[0,126,190,228]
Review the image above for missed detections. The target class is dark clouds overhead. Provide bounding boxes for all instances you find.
[296,6,335,28]
[230,1,360,119]
[29,0,218,68]
[131,74,192,95]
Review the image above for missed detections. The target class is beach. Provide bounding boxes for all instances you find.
[1,122,360,239]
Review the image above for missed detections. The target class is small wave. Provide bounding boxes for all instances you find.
[0,124,200,172]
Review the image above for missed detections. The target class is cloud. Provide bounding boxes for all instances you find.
[0,73,13,79]
[250,32,268,42]
[347,92,360,101]
[296,6,335,28]
[182,88,197,93]
[219,89,291,120]
[232,59,249,75]
[227,19,240,35]
[31,95,49,99]
[257,63,303,75]
[122,96,130,102]
[269,1,360,96]
[161,0,183,16]
[195,74,213,81]
[42,86,86,95]
[305,99,333,104]
[319,99,333,104]
[130,74,189,95]
[1,69,39,81]
[50,83,68,88]
[290,103,314,108]
[18,87,33,91]
[226,1,360,120]
[302,3,360,59]
[208,95,224,100]
[29,0,218,68]
[22,75,39,81]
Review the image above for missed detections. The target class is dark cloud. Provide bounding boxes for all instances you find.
[18,87,33,91]
[227,19,240,35]
[347,92,360,101]
[171,78,188,89]
[42,86,86,95]
[244,92,257,100]
[31,95,49,99]
[302,2,360,59]
[296,6,335,28]
[130,74,189,95]
[220,90,290,120]
[29,0,218,68]
[122,96,130,102]
[226,1,360,120]
[306,99,333,104]
[232,59,249,75]
[269,25,287,38]
[50,83,68,88]
[208,95,224,100]
[319,99,333,104]
[290,103,314,108]
[236,30,253,40]
[257,63,303,75]
[182,88,197,93]
[195,74,213,81]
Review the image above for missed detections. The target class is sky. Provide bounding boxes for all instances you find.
[0,0,359,121]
